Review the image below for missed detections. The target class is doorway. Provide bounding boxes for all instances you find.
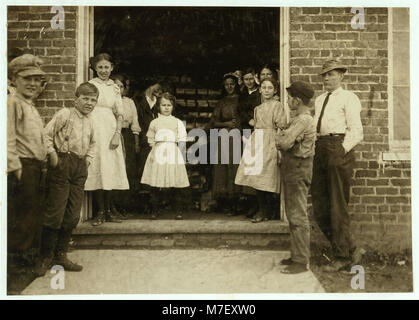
[84,6,283,221]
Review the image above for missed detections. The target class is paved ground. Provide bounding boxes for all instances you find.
[22,249,325,295]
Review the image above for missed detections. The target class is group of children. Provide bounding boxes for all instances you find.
[7,52,316,276]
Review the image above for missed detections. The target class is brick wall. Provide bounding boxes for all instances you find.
[290,7,411,253]
[7,6,77,123]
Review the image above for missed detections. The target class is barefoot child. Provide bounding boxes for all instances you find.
[35,82,98,276]
[235,78,287,223]
[141,92,190,219]
[275,81,316,274]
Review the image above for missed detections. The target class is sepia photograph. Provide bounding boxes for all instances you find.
[1,0,416,300]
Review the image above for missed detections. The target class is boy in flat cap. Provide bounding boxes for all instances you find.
[7,54,48,274]
[35,82,98,276]
[276,81,316,274]
[312,59,363,272]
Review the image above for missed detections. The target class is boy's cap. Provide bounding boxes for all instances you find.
[9,54,46,77]
[286,81,315,99]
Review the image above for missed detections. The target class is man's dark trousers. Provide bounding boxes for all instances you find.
[311,135,355,259]
[43,152,87,231]
[282,153,313,265]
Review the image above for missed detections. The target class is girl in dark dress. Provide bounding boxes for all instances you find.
[208,73,242,215]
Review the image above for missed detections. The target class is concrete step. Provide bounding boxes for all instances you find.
[72,219,290,250]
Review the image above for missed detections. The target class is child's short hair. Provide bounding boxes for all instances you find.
[157,92,176,113]
[260,78,279,93]
[75,82,99,97]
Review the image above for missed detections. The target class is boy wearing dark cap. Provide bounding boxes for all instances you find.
[7,54,48,274]
[275,81,316,274]
[35,82,98,276]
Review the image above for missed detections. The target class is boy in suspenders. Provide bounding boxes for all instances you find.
[35,82,98,276]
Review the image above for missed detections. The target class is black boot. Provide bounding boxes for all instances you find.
[52,228,83,272]
[252,191,269,223]
[227,197,239,216]
[246,195,259,218]
[34,227,59,277]
[149,189,161,219]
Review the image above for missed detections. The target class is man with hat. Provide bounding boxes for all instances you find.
[275,81,316,274]
[7,54,48,274]
[312,59,364,272]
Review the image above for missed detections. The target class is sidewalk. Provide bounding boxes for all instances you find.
[22,249,325,295]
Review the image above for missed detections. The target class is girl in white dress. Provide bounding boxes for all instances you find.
[84,53,129,226]
[141,92,189,219]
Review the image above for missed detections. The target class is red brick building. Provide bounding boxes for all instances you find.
[7,6,411,253]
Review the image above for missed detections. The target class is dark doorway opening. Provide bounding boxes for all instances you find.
[94,6,279,91]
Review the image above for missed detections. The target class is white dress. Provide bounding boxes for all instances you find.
[84,78,129,191]
[141,115,190,188]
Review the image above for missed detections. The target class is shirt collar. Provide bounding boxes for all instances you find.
[92,77,114,86]
[14,92,35,106]
[248,87,258,95]
[73,107,88,118]
[327,86,343,96]
[146,95,157,108]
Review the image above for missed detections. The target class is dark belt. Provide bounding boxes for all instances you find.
[57,151,85,160]
[317,133,345,139]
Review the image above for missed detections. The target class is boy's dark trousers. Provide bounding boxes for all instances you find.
[311,135,355,259]
[7,158,43,266]
[281,153,313,265]
[40,152,87,259]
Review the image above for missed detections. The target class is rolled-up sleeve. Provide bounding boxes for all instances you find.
[276,115,310,151]
[7,98,21,172]
[342,92,364,152]
[43,108,68,155]
[86,124,96,162]
[129,98,141,134]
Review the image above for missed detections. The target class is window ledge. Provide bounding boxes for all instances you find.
[382,152,411,161]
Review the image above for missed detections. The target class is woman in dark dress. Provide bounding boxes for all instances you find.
[237,67,260,218]
[135,82,162,213]
[111,74,141,214]
[208,73,242,215]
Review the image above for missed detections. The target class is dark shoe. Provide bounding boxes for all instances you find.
[33,256,53,277]
[251,212,269,223]
[105,211,123,223]
[321,259,351,273]
[280,257,294,266]
[91,211,105,226]
[246,204,258,218]
[111,206,128,220]
[281,262,308,274]
[53,253,83,272]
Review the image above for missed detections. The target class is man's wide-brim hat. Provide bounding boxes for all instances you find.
[8,54,46,77]
[319,59,347,75]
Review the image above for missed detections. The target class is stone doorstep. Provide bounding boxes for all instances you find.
[72,220,291,249]
[74,219,290,235]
